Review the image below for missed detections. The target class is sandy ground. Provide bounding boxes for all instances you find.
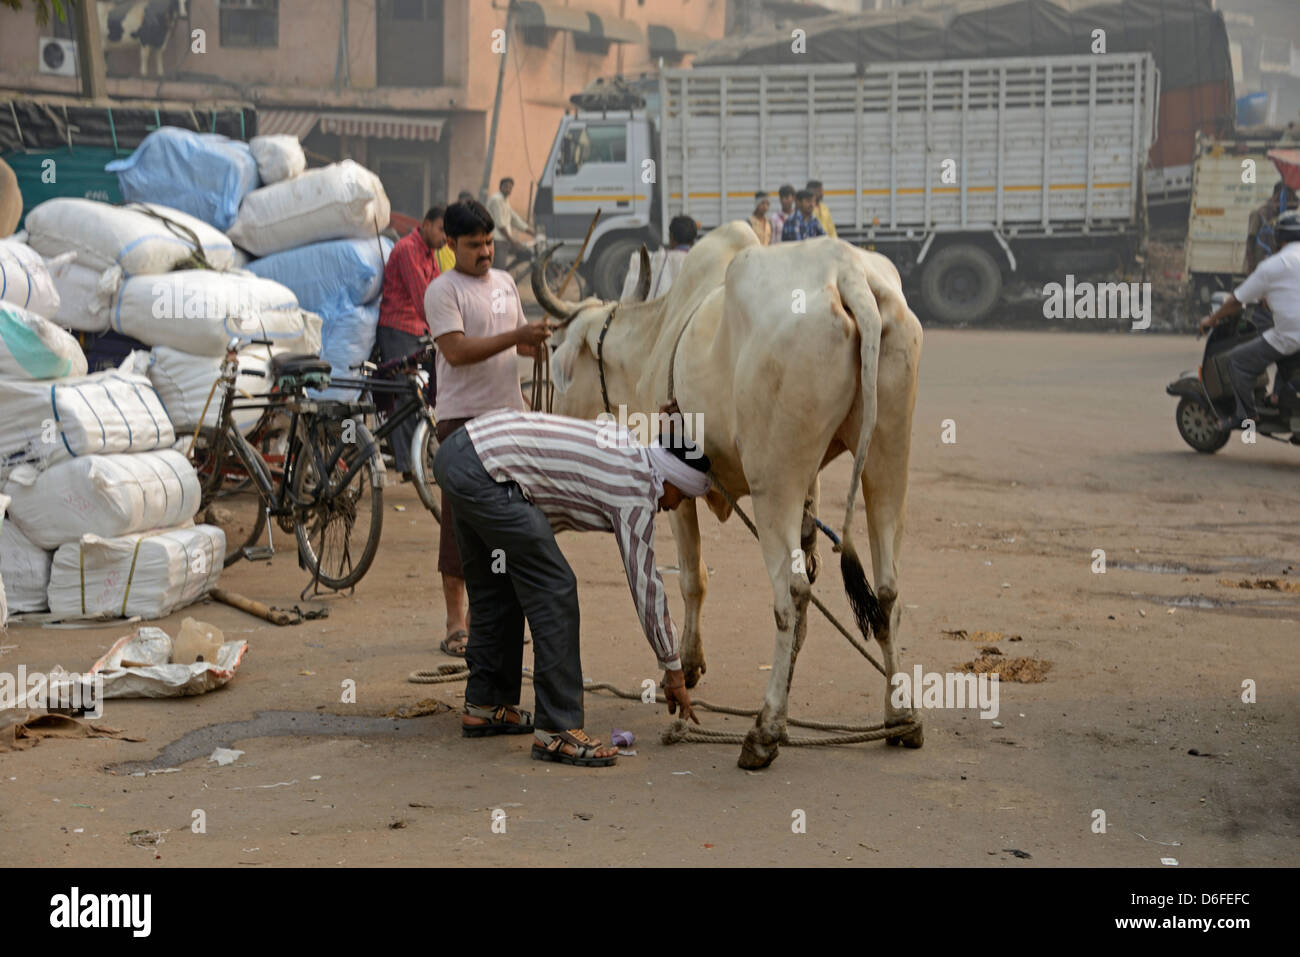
[2,330,1297,868]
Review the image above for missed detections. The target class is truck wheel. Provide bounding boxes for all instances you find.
[590,238,644,301]
[919,243,1003,323]
[1176,397,1230,453]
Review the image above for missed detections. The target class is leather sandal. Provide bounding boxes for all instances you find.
[531,728,618,767]
[439,628,469,657]
[462,702,534,737]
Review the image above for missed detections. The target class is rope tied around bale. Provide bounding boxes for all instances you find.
[407,664,920,748]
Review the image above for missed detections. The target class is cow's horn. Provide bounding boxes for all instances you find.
[531,243,580,321]
[631,244,652,302]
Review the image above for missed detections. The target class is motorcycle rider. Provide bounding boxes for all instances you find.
[1199,210,1300,430]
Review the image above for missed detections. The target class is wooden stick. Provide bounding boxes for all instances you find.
[210,587,293,626]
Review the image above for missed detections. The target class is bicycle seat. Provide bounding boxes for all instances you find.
[270,354,333,379]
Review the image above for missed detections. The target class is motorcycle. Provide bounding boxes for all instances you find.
[1166,293,1300,452]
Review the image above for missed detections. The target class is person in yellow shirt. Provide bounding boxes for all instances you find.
[806,179,837,239]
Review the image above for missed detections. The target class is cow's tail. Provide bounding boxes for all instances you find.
[834,266,889,639]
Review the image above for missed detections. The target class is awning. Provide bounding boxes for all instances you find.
[647,24,712,58]
[257,110,319,140]
[317,112,444,141]
[514,0,592,34]
[584,12,643,45]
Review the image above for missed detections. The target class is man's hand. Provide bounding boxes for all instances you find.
[1198,314,1217,338]
[663,669,700,725]
[516,319,553,348]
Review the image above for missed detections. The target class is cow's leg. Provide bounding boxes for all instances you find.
[865,332,923,748]
[669,498,709,688]
[800,475,821,585]
[738,487,810,770]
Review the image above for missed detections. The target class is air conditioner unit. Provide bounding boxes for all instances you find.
[38,38,77,77]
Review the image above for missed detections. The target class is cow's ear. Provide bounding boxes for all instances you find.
[703,487,732,523]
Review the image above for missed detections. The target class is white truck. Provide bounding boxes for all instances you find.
[1185,132,1300,305]
[533,52,1158,321]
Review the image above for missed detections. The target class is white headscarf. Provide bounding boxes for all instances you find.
[647,444,712,498]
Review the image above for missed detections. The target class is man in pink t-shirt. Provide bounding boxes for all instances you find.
[424,199,553,658]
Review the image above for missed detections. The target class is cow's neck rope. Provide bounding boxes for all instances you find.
[594,295,889,680]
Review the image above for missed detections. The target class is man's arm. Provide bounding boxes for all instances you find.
[610,505,681,671]
[436,322,550,367]
[1200,260,1275,336]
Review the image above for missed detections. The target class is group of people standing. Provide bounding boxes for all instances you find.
[375,186,708,769]
[749,179,837,245]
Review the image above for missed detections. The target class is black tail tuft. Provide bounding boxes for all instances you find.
[840,546,889,637]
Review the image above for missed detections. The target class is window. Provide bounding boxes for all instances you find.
[49,0,76,39]
[558,124,627,174]
[220,0,279,49]
[377,0,444,87]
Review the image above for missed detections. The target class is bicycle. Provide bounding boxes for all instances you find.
[190,338,386,591]
[330,337,442,522]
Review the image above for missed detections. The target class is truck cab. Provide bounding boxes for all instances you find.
[533,77,661,299]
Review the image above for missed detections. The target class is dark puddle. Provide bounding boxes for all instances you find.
[1110,561,1217,575]
[1124,593,1300,621]
[107,710,441,774]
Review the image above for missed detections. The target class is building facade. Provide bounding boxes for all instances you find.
[1,0,724,220]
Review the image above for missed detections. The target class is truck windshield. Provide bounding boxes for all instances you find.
[558,123,627,174]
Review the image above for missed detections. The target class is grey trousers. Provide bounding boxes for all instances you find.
[374,325,435,474]
[431,428,584,731]
[1225,335,1285,423]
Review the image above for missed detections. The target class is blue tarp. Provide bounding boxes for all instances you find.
[245,236,392,318]
[106,127,260,231]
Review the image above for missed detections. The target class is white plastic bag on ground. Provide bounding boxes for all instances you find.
[25,199,239,276]
[47,524,225,621]
[249,135,306,185]
[0,368,175,478]
[141,345,275,433]
[0,238,61,317]
[89,624,248,698]
[51,262,111,332]
[96,270,304,356]
[2,449,200,549]
[0,301,88,378]
[226,160,390,256]
[0,509,52,613]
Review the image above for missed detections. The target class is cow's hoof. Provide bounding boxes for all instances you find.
[737,729,779,769]
[682,659,706,689]
[885,719,924,749]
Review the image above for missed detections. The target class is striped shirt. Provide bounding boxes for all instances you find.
[466,410,680,671]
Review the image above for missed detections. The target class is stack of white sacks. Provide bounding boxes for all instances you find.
[104,127,392,401]
[0,226,226,620]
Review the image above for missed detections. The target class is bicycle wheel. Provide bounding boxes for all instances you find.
[192,426,268,567]
[292,417,385,590]
[410,415,442,523]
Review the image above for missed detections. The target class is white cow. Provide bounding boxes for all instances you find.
[99,0,188,77]
[534,222,924,769]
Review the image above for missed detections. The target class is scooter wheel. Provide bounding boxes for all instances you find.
[1176,397,1230,453]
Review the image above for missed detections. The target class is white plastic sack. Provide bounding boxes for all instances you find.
[47,524,225,621]
[25,199,239,276]
[142,345,275,433]
[89,625,248,699]
[51,263,111,332]
[0,302,88,379]
[0,509,52,613]
[249,135,306,185]
[0,369,175,478]
[0,493,8,624]
[3,449,200,550]
[105,127,261,231]
[0,239,61,317]
[227,160,390,257]
[97,270,304,356]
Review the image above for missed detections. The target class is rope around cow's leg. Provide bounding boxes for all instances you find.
[406,666,920,747]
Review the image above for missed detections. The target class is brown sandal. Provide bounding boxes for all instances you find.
[439,628,469,657]
[531,729,618,767]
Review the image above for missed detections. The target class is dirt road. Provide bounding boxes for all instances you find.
[3,330,1297,867]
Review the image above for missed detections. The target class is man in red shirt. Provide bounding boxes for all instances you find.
[376,205,450,478]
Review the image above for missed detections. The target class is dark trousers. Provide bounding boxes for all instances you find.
[1225,335,1285,423]
[374,325,435,474]
[436,416,472,577]
[432,428,584,731]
